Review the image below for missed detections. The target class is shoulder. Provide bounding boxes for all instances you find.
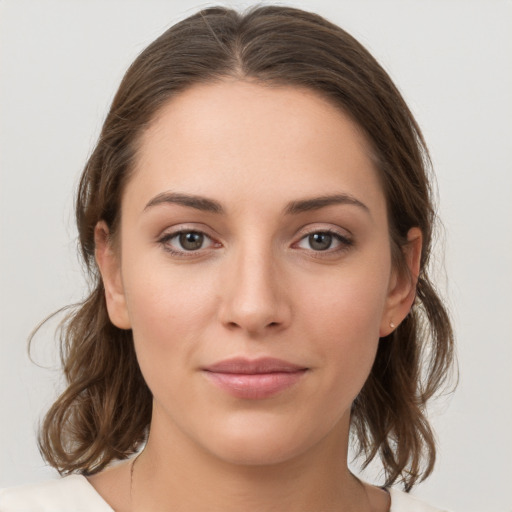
[389,488,453,512]
[0,475,114,512]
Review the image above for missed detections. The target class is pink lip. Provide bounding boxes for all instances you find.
[202,357,308,399]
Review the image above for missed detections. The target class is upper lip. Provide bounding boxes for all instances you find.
[203,357,307,374]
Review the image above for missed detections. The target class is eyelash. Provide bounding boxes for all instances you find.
[157,228,353,258]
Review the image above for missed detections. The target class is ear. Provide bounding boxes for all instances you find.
[94,221,131,330]
[379,227,422,337]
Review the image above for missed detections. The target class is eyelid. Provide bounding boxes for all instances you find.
[157,222,218,240]
[295,223,352,241]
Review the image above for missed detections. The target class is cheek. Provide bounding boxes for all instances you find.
[302,259,390,341]
[297,258,391,393]
[122,227,219,324]
[120,257,219,379]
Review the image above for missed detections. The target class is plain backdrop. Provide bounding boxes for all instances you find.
[1,1,511,511]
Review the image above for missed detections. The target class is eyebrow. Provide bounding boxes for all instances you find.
[284,194,370,215]
[144,192,224,214]
[143,191,369,216]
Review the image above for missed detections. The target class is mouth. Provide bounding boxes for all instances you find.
[202,357,308,400]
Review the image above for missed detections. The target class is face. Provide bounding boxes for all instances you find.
[96,81,419,467]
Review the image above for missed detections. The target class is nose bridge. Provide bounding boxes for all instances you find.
[219,235,289,334]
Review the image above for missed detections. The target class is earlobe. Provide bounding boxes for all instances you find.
[94,221,131,330]
[380,227,422,337]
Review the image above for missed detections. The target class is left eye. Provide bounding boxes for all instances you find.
[296,232,346,251]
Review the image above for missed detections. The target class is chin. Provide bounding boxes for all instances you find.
[209,438,306,467]
[199,413,333,468]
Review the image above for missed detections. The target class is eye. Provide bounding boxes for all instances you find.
[303,232,334,251]
[159,230,217,254]
[176,231,206,251]
[295,230,352,252]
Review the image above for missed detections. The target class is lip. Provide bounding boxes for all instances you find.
[202,357,308,399]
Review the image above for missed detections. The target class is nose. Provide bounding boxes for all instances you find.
[218,244,292,336]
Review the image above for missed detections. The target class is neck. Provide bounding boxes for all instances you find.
[131,412,370,512]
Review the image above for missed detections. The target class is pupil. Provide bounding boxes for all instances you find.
[179,232,203,250]
[309,233,332,251]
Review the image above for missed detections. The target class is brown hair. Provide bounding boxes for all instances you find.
[35,5,455,491]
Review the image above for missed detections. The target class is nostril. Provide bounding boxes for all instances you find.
[225,320,281,331]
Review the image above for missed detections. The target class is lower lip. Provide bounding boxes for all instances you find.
[203,370,307,399]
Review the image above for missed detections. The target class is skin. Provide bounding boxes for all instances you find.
[90,81,421,512]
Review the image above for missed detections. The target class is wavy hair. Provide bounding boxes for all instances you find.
[35,5,455,491]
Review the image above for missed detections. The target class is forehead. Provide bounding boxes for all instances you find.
[141,80,370,160]
[127,80,386,218]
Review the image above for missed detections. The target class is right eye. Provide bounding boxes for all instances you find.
[175,231,207,251]
[159,230,217,255]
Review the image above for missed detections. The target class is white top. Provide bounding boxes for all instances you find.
[0,475,451,511]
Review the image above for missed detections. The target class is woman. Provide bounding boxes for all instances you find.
[0,5,455,511]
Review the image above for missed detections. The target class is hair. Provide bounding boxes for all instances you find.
[35,5,455,491]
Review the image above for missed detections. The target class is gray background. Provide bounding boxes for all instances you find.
[1,1,511,511]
